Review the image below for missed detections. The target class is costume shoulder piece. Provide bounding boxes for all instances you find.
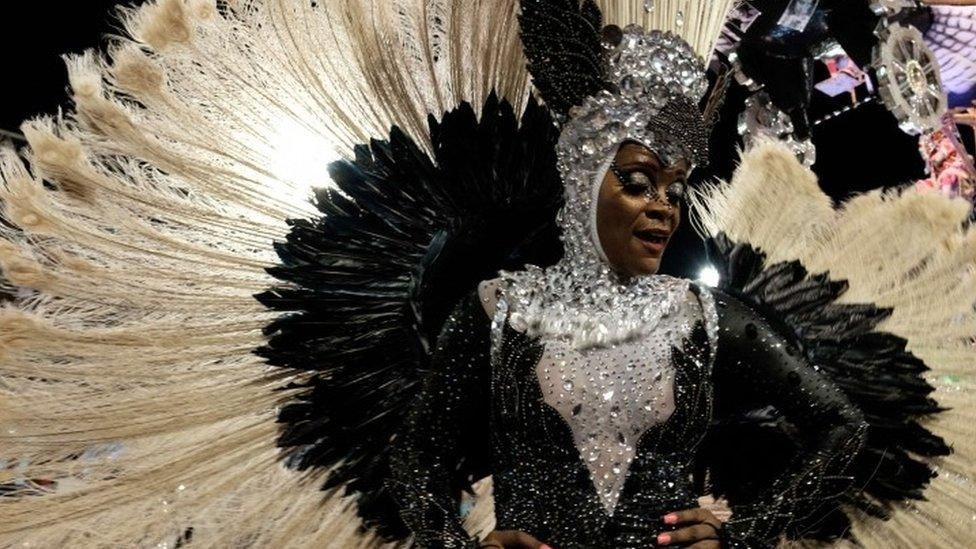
[690,141,974,545]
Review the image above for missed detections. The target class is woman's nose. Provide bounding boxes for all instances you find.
[643,185,673,212]
[643,198,672,221]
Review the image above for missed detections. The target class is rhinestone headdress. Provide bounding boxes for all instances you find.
[555,24,713,264]
[519,0,734,265]
[506,1,735,349]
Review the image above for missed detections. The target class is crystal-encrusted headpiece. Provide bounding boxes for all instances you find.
[562,25,711,168]
[554,25,713,262]
[519,1,732,264]
[503,1,734,349]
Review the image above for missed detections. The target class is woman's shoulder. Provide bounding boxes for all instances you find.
[477,278,503,319]
[671,279,721,353]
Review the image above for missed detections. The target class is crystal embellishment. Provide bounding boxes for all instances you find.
[531,282,705,514]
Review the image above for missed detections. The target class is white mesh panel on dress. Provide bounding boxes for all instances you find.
[533,290,707,514]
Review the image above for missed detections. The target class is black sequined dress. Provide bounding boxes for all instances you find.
[386,279,868,549]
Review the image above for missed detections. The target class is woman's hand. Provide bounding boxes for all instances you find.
[656,507,724,548]
[479,530,553,549]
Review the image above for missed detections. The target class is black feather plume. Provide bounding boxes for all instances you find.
[256,94,563,539]
[702,233,949,543]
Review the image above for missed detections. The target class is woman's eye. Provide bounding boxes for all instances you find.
[666,181,687,204]
[618,170,653,194]
[626,171,654,185]
[623,183,650,195]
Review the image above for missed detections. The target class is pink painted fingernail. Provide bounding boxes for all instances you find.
[657,533,671,545]
[662,513,678,524]
[540,545,553,549]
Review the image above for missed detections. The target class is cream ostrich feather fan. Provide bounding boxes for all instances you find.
[0,0,528,546]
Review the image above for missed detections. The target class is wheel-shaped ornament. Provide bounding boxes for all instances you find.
[873,23,948,135]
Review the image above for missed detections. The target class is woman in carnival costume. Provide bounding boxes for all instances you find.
[0,1,972,548]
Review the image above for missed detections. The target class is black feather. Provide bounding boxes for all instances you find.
[702,233,950,542]
[257,94,563,539]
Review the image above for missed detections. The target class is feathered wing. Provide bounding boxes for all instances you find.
[0,0,534,546]
[257,93,563,539]
[690,141,976,547]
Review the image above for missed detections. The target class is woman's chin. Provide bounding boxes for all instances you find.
[629,246,664,275]
[610,246,664,277]
[631,257,661,277]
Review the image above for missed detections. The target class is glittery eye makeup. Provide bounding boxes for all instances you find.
[611,164,655,194]
[610,162,686,205]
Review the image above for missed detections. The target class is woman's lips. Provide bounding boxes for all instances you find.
[634,230,670,255]
[637,237,668,254]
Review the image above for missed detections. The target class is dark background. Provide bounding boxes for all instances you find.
[1,2,131,134]
[0,2,968,279]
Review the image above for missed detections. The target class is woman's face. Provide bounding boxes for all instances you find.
[596,142,687,278]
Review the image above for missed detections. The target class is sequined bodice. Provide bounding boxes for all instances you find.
[485,282,719,547]
[387,282,869,549]
[535,316,683,513]
[386,271,872,549]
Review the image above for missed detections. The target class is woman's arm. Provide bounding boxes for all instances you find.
[710,291,869,548]
[385,291,493,549]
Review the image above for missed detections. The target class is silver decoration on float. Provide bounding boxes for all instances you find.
[738,91,817,167]
[873,22,948,135]
[869,0,917,17]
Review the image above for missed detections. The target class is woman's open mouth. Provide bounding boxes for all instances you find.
[634,228,670,254]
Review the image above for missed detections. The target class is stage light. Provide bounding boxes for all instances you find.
[698,265,720,287]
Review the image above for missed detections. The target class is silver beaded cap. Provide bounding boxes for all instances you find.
[557,25,710,266]
[501,26,712,350]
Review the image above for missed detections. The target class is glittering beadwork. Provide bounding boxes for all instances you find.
[386,283,867,548]
[557,24,711,168]
[486,286,720,548]
[554,26,712,236]
[499,25,714,351]
[532,285,702,514]
[501,267,692,350]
